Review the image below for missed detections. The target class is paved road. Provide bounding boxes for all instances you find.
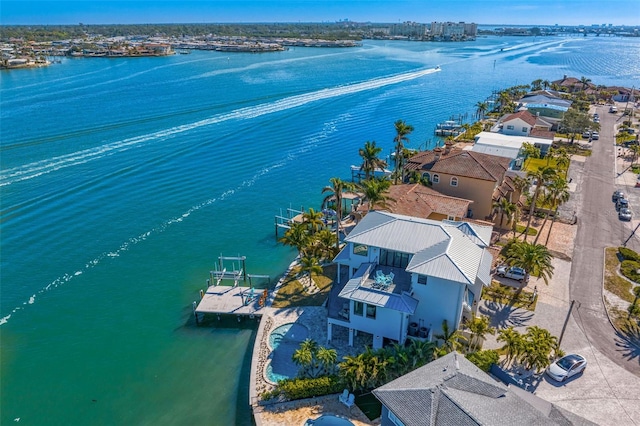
[570,104,640,377]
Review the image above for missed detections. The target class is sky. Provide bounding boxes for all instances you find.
[1,0,639,26]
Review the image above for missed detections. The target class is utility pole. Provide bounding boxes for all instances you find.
[623,222,640,247]
[558,299,576,348]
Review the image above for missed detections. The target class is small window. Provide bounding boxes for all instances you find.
[388,410,406,426]
[353,243,368,257]
[422,172,430,181]
[432,174,440,184]
[450,177,458,187]
[366,304,377,319]
[522,127,528,132]
[506,125,514,130]
[417,275,427,285]
[354,301,364,316]
[466,289,475,306]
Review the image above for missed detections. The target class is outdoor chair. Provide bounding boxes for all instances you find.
[343,393,355,408]
[339,389,349,404]
[387,271,395,284]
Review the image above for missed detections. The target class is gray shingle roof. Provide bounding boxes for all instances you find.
[374,352,597,426]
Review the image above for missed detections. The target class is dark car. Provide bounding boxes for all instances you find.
[619,208,632,221]
[616,198,629,211]
[613,190,625,201]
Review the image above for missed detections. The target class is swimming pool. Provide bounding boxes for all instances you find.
[304,414,355,426]
[265,322,309,383]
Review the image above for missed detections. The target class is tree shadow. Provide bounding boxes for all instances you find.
[479,300,534,329]
[614,328,640,365]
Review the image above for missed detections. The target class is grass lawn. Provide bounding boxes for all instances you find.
[604,247,635,303]
[481,281,538,311]
[271,264,336,308]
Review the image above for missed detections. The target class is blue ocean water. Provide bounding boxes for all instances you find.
[1,35,638,425]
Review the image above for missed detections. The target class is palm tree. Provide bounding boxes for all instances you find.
[531,79,544,91]
[292,339,317,377]
[542,80,550,90]
[316,346,338,375]
[359,177,394,211]
[435,319,467,356]
[466,314,496,352]
[519,326,561,372]
[359,140,387,180]
[278,223,310,254]
[313,228,338,261]
[302,207,324,235]
[393,119,414,184]
[506,241,554,285]
[475,101,488,120]
[322,177,355,249]
[524,166,557,241]
[580,76,592,91]
[493,197,516,230]
[299,255,323,283]
[497,327,523,367]
[538,176,570,245]
[554,147,571,171]
[520,142,540,160]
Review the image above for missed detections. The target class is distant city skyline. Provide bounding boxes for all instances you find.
[1,0,639,27]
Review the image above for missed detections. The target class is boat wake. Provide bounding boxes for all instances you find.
[0,67,439,187]
[0,114,347,326]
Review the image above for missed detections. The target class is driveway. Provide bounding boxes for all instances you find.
[481,103,640,425]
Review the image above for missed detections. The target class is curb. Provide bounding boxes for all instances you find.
[600,246,640,352]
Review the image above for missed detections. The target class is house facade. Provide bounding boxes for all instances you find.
[327,211,493,350]
[404,145,512,220]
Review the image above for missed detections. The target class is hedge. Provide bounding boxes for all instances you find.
[263,375,344,401]
[466,350,500,372]
[620,260,640,283]
[618,247,640,262]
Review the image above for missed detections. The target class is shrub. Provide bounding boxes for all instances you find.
[621,260,640,283]
[619,247,640,262]
[276,375,343,401]
[466,350,499,372]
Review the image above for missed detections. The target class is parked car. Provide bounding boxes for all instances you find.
[610,106,618,113]
[593,116,600,123]
[619,207,633,221]
[616,198,629,211]
[593,113,599,119]
[546,354,587,382]
[582,130,591,139]
[612,190,625,201]
[591,131,599,140]
[496,265,527,282]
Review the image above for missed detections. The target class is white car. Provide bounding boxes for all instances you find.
[546,354,587,382]
[496,265,527,282]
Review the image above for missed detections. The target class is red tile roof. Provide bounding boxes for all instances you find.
[405,148,511,182]
[504,110,537,127]
[386,183,472,219]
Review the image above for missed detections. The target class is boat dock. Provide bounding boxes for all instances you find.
[274,206,305,237]
[193,254,271,321]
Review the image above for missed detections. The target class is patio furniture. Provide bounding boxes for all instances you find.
[386,271,395,284]
[338,389,349,404]
[342,393,355,409]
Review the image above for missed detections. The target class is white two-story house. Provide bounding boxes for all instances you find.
[327,211,493,350]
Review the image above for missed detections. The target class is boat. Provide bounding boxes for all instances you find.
[178,49,191,54]
[434,120,463,136]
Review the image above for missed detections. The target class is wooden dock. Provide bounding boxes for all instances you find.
[195,285,267,317]
[193,254,271,321]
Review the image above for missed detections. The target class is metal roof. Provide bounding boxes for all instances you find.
[345,212,491,286]
[339,275,419,314]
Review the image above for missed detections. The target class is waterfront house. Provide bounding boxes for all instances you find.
[327,211,493,350]
[518,92,572,120]
[403,144,512,220]
[373,351,597,426]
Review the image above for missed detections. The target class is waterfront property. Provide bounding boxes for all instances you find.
[404,143,513,220]
[326,211,493,349]
[373,351,596,426]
